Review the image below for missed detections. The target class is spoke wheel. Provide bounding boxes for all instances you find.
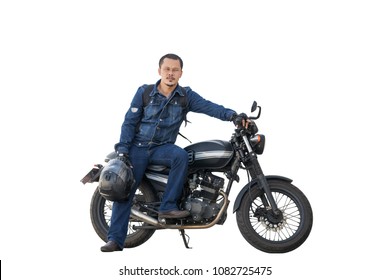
[236,180,313,253]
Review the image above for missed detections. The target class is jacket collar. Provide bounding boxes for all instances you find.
[151,80,184,97]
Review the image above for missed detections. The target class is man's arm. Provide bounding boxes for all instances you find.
[114,86,145,154]
[185,87,237,121]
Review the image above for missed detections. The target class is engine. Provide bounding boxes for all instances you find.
[184,171,225,223]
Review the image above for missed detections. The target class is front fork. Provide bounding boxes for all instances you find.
[241,135,280,215]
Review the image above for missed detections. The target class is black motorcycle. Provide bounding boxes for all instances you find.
[81,101,313,253]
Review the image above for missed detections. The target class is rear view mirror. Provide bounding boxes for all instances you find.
[249,101,261,120]
[251,101,258,112]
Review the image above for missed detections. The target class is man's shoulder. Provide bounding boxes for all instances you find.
[140,84,154,92]
[133,84,152,95]
[137,84,156,100]
[180,85,191,92]
[179,86,196,97]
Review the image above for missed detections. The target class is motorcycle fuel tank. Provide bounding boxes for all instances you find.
[184,140,234,169]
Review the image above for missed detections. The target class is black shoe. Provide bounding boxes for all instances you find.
[158,209,190,219]
[100,240,122,252]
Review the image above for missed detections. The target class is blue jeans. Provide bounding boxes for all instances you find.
[107,143,188,248]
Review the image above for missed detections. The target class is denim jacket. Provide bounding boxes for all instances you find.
[115,80,236,154]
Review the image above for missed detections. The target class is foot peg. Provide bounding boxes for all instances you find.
[158,217,167,225]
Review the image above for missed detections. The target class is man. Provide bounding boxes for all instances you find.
[101,53,241,252]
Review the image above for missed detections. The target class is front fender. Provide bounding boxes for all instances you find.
[232,175,293,213]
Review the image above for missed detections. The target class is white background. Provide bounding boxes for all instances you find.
[1,0,389,279]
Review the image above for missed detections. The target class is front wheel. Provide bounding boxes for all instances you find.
[236,180,313,253]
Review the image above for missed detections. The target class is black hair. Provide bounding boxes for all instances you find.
[159,53,183,69]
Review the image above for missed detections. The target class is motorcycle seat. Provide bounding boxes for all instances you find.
[146,164,170,175]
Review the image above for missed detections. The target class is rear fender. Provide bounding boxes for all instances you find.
[80,164,103,184]
[233,175,293,213]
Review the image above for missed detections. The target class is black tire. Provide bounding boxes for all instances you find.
[236,180,313,253]
[90,180,158,248]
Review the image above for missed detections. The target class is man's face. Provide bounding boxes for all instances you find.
[158,58,183,87]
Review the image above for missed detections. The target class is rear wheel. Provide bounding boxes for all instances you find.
[236,180,313,253]
[90,180,158,248]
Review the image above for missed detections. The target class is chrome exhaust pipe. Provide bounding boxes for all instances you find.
[167,190,229,229]
[130,208,159,226]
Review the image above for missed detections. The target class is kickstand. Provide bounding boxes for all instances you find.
[179,229,192,249]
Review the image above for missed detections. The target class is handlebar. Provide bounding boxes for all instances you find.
[232,101,260,135]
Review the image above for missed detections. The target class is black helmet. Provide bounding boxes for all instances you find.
[98,158,135,201]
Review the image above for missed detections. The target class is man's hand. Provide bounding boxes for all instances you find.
[116,153,132,167]
[232,113,251,128]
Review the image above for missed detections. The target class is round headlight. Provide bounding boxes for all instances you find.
[250,134,266,154]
